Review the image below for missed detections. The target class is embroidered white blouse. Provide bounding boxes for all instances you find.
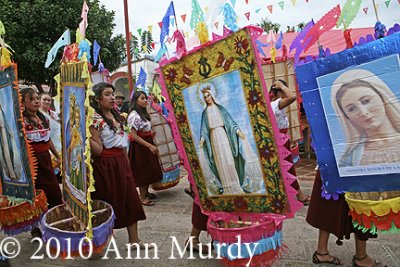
[92,113,128,149]
[127,110,151,132]
[24,117,51,142]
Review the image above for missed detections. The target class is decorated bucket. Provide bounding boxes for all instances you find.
[345,191,400,234]
[0,190,47,235]
[41,200,115,258]
[207,213,285,267]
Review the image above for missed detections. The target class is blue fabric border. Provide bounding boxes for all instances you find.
[295,32,400,193]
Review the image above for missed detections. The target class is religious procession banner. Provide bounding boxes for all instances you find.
[0,64,36,201]
[60,62,92,225]
[295,33,400,234]
[158,26,300,216]
[295,32,400,193]
[0,63,47,234]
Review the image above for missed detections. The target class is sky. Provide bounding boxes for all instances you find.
[98,0,399,42]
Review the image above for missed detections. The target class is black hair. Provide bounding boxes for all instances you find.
[270,79,288,96]
[91,82,124,132]
[20,87,49,129]
[336,79,384,119]
[129,91,150,121]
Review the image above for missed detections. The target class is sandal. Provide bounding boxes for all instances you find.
[312,251,342,265]
[298,195,311,206]
[141,198,155,206]
[146,193,157,199]
[352,255,387,267]
[184,188,195,199]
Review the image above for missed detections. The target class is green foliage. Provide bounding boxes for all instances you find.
[130,30,153,60]
[130,34,140,60]
[0,0,125,91]
[257,17,281,33]
[140,30,153,54]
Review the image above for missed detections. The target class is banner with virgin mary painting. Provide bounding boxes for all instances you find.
[295,32,400,193]
[0,64,36,201]
[158,27,300,216]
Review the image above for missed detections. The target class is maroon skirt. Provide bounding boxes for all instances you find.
[31,143,63,209]
[129,135,162,187]
[306,170,376,243]
[192,202,208,231]
[92,147,146,229]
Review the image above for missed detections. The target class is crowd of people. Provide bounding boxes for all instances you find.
[1,79,389,267]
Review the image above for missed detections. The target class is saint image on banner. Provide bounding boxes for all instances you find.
[197,82,264,196]
[68,94,84,191]
[0,99,23,181]
[318,55,400,177]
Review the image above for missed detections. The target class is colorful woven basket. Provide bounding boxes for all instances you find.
[345,191,400,234]
[151,166,181,191]
[208,213,285,267]
[0,189,47,235]
[41,200,115,258]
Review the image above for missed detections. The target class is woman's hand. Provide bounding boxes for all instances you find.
[272,80,285,90]
[237,130,245,140]
[199,138,205,148]
[149,145,159,155]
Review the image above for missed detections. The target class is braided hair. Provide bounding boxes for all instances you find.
[91,82,124,132]
[129,91,150,121]
[20,88,49,129]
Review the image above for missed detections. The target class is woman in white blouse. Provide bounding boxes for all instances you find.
[128,91,162,206]
[90,83,150,248]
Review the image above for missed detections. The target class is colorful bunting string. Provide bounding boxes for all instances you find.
[385,0,391,7]
[159,1,175,47]
[267,5,273,14]
[256,39,269,57]
[181,14,187,23]
[230,0,237,7]
[302,5,341,52]
[190,0,205,30]
[45,29,71,68]
[278,1,285,10]
[223,3,239,31]
[336,0,362,29]
[255,8,261,13]
[245,12,250,20]
[363,7,369,14]
[93,39,101,66]
[291,0,297,6]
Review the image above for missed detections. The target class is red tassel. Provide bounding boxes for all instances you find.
[344,29,353,49]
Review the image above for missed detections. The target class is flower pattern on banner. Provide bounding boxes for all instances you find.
[160,29,289,214]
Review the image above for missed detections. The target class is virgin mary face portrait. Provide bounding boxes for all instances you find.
[203,91,213,105]
[339,86,386,131]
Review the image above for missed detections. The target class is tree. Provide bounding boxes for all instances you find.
[257,18,281,33]
[140,30,153,55]
[0,0,125,93]
[130,34,141,60]
[129,30,153,61]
